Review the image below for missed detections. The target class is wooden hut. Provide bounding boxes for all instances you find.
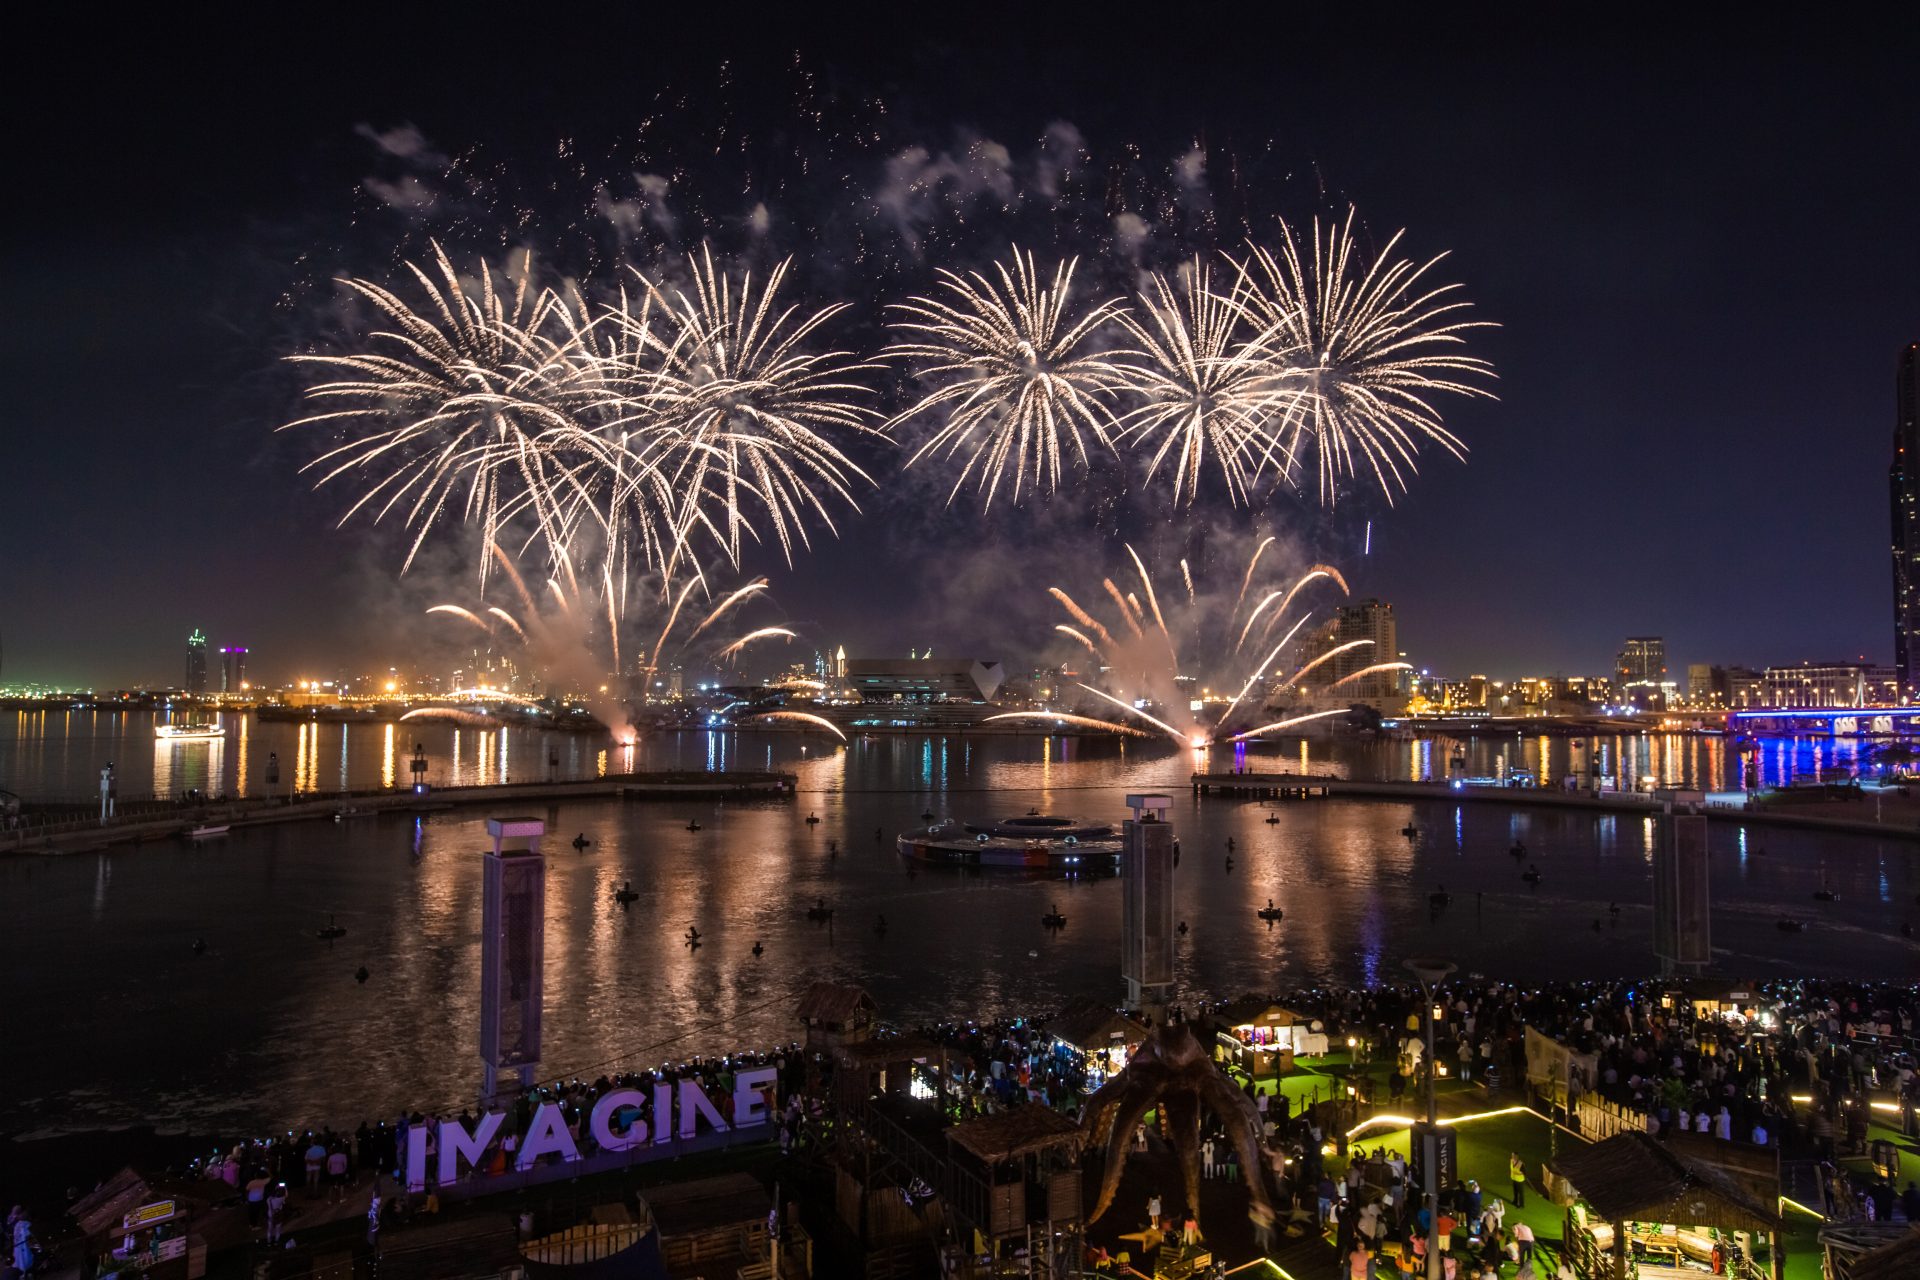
[943,1107,1086,1274]
[1548,1131,1785,1280]
[796,981,878,1053]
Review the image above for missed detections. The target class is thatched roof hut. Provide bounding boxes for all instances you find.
[1549,1131,1781,1234]
[946,1106,1084,1165]
[796,981,877,1048]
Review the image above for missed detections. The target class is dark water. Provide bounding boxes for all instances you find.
[2,722,1917,1140]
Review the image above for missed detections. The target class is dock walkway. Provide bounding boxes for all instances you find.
[1,770,797,855]
[1191,771,1920,841]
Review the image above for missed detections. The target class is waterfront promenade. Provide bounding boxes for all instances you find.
[0,770,797,855]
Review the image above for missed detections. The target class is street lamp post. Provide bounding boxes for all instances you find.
[1405,957,1457,1280]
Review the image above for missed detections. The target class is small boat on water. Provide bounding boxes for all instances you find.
[897,815,1122,873]
[806,898,835,921]
[186,824,230,840]
[317,914,347,940]
[156,722,225,741]
[1256,900,1284,922]
[1401,825,1418,839]
[1041,905,1067,929]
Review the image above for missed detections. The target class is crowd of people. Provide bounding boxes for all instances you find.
[17,977,1919,1278]
[164,1042,810,1255]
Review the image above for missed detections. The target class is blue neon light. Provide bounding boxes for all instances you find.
[1727,707,1920,719]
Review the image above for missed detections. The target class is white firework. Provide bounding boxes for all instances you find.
[1113,259,1290,506]
[886,246,1133,509]
[1231,209,1496,505]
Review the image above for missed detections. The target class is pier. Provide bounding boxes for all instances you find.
[0,769,797,855]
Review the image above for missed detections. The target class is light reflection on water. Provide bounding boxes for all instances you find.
[0,719,1916,1139]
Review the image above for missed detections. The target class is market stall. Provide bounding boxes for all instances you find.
[1043,1006,1149,1090]
[1209,1001,1326,1079]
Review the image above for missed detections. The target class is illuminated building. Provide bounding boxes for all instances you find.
[844,657,1004,702]
[1615,637,1666,686]
[1890,342,1920,697]
[218,645,247,694]
[1757,662,1898,709]
[184,629,208,694]
[1293,598,1401,706]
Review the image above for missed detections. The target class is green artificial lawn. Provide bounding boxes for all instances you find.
[1333,1109,1830,1280]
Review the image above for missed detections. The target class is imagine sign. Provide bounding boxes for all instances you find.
[405,1068,777,1190]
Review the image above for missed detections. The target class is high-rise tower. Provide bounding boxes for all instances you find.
[1891,343,1920,699]
[184,629,208,694]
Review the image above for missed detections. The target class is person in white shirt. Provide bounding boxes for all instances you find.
[1714,1107,1732,1140]
[1695,1111,1710,1134]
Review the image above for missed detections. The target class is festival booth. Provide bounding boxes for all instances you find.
[69,1168,217,1280]
[1664,979,1769,1026]
[1210,1000,1326,1079]
[1548,1131,1785,1280]
[1043,1005,1149,1090]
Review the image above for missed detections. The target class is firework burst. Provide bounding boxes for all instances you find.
[886,246,1133,509]
[428,543,789,741]
[1113,259,1289,505]
[283,244,635,578]
[1048,539,1355,748]
[616,245,887,573]
[1231,209,1497,505]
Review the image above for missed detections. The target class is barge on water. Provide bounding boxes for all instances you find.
[896,814,1123,872]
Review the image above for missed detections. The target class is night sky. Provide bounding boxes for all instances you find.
[7,14,1918,689]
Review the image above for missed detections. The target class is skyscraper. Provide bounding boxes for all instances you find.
[184,629,209,694]
[1292,599,1401,703]
[1615,637,1666,685]
[219,645,248,693]
[1890,343,1920,699]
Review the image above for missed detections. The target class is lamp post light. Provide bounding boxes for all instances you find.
[1405,956,1457,1280]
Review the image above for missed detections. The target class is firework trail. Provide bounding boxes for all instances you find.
[428,547,789,741]
[1224,708,1349,744]
[1113,259,1288,505]
[1047,539,1353,748]
[984,711,1151,738]
[886,246,1133,509]
[1231,209,1497,505]
[749,710,847,741]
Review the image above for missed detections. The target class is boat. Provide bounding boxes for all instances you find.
[155,722,225,740]
[185,824,230,840]
[333,808,374,822]
[896,814,1123,872]
[805,898,835,921]
[317,914,347,940]
[1256,900,1284,921]
[1041,906,1067,928]
[1775,919,1805,933]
